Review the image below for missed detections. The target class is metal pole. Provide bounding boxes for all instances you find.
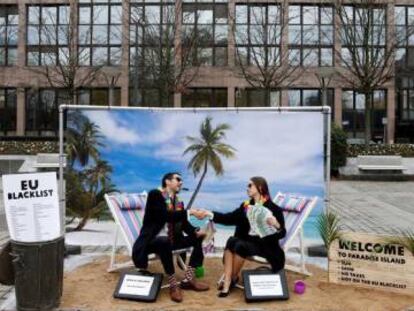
[325,106,332,213]
[58,106,65,236]
[58,105,330,113]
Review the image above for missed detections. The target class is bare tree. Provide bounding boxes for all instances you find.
[26,1,113,106]
[335,0,407,145]
[232,0,305,106]
[129,2,202,106]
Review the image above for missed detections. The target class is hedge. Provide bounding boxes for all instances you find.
[347,144,414,157]
[0,141,59,155]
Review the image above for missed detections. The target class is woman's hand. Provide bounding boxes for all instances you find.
[266,216,280,229]
[190,209,207,220]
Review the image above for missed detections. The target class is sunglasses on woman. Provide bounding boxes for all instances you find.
[247,183,253,188]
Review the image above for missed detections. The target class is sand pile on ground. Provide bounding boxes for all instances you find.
[61,256,414,310]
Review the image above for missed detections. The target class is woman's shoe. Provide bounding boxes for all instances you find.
[217,287,231,298]
[217,279,232,298]
[218,276,239,291]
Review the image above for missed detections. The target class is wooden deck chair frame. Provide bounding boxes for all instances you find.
[217,194,318,290]
[105,193,191,277]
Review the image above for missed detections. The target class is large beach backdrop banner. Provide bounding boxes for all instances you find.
[67,109,326,243]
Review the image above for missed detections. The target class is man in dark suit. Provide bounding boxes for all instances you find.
[132,172,209,303]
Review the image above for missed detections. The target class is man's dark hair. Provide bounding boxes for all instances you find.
[162,172,181,187]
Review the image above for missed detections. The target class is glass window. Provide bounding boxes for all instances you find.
[77,88,121,106]
[25,89,59,136]
[182,2,228,66]
[235,3,281,67]
[0,6,18,66]
[78,1,122,66]
[341,6,387,68]
[342,90,386,140]
[235,88,280,107]
[182,88,227,107]
[0,88,17,135]
[26,4,70,66]
[288,5,334,67]
[395,6,414,68]
[288,88,335,111]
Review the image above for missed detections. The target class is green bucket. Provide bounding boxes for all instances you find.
[195,266,205,278]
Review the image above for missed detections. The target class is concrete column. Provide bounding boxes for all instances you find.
[174,0,183,108]
[386,4,396,144]
[16,88,25,136]
[334,87,342,127]
[121,0,130,106]
[280,89,288,107]
[228,0,235,67]
[387,87,396,144]
[174,93,181,108]
[280,0,289,69]
[17,2,26,67]
[333,3,342,67]
[228,86,235,107]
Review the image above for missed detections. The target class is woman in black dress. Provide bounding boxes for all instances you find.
[209,176,286,297]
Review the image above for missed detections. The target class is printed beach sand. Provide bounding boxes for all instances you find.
[61,256,414,311]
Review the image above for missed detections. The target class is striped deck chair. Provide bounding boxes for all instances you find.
[247,192,318,276]
[217,192,318,290]
[105,192,191,274]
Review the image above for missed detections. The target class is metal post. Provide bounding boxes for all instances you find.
[58,106,65,236]
[325,106,332,213]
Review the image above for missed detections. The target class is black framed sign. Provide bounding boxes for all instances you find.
[113,271,163,302]
[242,269,289,302]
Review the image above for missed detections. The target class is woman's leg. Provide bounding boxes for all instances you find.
[223,250,234,286]
[231,254,245,281]
[219,237,239,292]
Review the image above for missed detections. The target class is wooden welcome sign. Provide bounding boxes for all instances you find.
[329,231,414,294]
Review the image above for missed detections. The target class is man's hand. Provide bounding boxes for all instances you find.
[189,208,209,220]
[266,216,280,229]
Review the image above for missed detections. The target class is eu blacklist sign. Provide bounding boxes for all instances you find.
[2,172,61,243]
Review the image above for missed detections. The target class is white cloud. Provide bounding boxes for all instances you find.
[137,111,325,187]
[84,111,141,145]
[87,110,326,195]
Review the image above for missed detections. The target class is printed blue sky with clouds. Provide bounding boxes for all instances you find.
[72,109,326,239]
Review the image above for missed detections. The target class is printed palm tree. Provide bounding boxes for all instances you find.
[65,113,114,230]
[66,117,103,167]
[84,159,113,193]
[67,163,115,231]
[183,117,236,209]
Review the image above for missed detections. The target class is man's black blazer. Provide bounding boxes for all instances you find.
[132,189,197,269]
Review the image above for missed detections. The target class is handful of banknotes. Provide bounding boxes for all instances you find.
[246,204,277,238]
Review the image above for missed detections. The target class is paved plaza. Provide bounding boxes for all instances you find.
[330,181,414,236]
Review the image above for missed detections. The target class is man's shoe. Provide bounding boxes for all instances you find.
[180,279,210,291]
[169,286,183,303]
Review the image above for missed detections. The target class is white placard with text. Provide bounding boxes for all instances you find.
[118,275,154,296]
[249,274,283,296]
[2,172,60,242]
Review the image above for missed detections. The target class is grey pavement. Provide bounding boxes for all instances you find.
[330,180,414,236]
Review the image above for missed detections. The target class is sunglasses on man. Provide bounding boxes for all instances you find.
[173,176,182,182]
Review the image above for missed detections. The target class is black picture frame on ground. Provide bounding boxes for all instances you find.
[113,271,163,302]
[242,269,289,302]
